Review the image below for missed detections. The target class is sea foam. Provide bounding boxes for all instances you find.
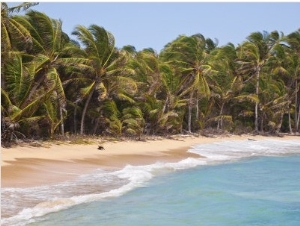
[1,156,206,226]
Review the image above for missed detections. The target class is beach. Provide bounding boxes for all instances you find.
[1,134,216,188]
[2,134,300,226]
[1,134,298,188]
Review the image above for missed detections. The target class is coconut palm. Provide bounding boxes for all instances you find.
[159,62,187,133]
[1,2,38,53]
[128,49,167,134]
[94,48,138,135]
[1,53,61,142]
[255,64,289,134]
[286,29,300,133]
[236,31,283,132]
[207,43,243,130]
[12,10,82,137]
[72,24,119,135]
[160,34,216,132]
[121,106,145,138]
[266,38,295,133]
[1,2,38,89]
[128,49,185,134]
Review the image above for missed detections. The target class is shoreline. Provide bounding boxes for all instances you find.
[1,134,298,188]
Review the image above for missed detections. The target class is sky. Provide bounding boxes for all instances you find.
[7,1,300,53]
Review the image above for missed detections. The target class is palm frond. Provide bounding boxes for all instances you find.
[11,94,44,121]
[207,115,233,123]
[5,54,27,102]
[1,88,13,109]
[19,115,43,124]
[234,94,259,104]
[1,20,12,51]
[115,93,135,104]
[7,2,39,14]
[79,82,95,98]
[102,100,120,118]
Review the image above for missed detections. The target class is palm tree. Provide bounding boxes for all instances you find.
[95,48,138,135]
[236,31,283,133]
[1,2,38,89]
[128,48,185,134]
[1,53,60,141]
[128,49,166,134]
[13,10,81,137]
[129,49,163,97]
[286,29,300,133]
[121,106,145,138]
[160,34,216,133]
[266,38,295,133]
[207,43,243,130]
[257,70,289,133]
[72,24,137,135]
[1,2,38,53]
[159,61,187,134]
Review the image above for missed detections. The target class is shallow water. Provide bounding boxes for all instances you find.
[2,139,300,226]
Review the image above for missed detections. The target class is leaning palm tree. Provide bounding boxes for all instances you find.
[258,73,289,133]
[286,29,300,133]
[1,2,38,89]
[13,10,80,136]
[236,30,283,133]
[266,39,295,133]
[72,24,118,134]
[129,49,166,134]
[93,48,138,135]
[128,49,184,134]
[207,43,243,130]
[160,34,215,133]
[1,2,38,53]
[1,53,59,142]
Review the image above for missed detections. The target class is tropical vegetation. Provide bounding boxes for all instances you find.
[1,2,300,146]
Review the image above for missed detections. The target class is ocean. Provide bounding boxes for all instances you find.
[2,138,300,226]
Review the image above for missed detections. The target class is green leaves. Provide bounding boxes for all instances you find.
[2,4,300,142]
[234,94,259,104]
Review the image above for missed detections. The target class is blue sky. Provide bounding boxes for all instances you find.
[9,2,300,52]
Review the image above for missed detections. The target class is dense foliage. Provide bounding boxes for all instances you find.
[1,3,300,146]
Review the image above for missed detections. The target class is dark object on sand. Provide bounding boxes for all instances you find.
[248,138,256,141]
[98,146,105,150]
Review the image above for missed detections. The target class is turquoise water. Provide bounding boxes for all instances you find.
[29,155,300,226]
[2,139,300,226]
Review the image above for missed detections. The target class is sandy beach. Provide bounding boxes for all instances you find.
[1,134,298,188]
[2,134,300,226]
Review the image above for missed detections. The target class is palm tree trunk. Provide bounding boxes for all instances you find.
[297,103,300,133]
[295,79,299,132]
[74,104,77,134]
[80,85,96,135]
[59,107,64,136]
[20,72,46,109]
[261,115,264,133]
[92,117,100,134]
[217,102,225,130]
[255,67,260,133]
[276,111,284,134]
[187,92,194,133]
[162,96,169,113]
[288,106,293,134]
[195,97,199,123]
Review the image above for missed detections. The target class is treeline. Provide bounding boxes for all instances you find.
[1,3,300,146]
